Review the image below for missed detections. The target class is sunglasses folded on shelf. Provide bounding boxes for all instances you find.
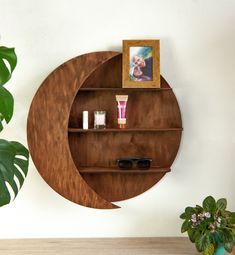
[117,157,152,170]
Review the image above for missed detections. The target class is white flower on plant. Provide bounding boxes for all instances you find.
[217,217,221,223]
[191,214,197,219]
[209,223,216,230]
[191,214,197,223]
[204,212,211,218]
[198,213,204,220]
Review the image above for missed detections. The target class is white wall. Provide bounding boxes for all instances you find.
[0,0,235,238]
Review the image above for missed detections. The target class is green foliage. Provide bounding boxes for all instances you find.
[0,139,29,206]
[0,86,14,131]
[203,243,214,255]
[196,233,210,252]
[0,46,17,130]
[224,241,234,253]
[216,198,227,211]
[181,219,190,233]
[229,213,235,224]
[203,196,216,213]
[0,44,29,207]
[180,196,235,254]
[0,47,17,86]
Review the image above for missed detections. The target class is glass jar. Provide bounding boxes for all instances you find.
[94,111,106,129]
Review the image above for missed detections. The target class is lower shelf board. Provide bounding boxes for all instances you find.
[78,167,171,174]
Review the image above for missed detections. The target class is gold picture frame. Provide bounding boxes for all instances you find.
[122,40,160,88]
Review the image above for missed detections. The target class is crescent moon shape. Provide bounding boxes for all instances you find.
[27,51,182,209]
[27,52,120,209]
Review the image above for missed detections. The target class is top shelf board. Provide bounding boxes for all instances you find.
[79,87,172,91]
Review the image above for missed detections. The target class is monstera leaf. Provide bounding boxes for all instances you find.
[0,46,16,130]
[0,86,14,131]
[0,44,29,207]
[0,139,29,206]
[0,46,17,86]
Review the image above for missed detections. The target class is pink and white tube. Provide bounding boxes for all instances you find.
[116,95,128,128]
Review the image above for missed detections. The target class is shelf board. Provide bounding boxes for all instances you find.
[68,128,183,133]
[78,166,171,174]
[79,87,171,91]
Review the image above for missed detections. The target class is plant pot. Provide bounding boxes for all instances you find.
[214,244,229,255]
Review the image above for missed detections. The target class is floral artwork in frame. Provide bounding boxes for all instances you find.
[122,40,160,88]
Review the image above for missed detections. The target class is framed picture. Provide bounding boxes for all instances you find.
[122,40,160,88]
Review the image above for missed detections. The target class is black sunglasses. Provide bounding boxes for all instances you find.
[117,157,152,170]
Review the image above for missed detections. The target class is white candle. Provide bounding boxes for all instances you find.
[83,111,88,129]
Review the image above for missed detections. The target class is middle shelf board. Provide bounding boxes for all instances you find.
[68,128,183,133]
[78,167,171,174]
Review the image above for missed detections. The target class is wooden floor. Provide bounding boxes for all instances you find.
[0,237,201,255]
[0,237,234,255]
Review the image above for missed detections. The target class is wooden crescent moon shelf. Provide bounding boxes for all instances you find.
[27,51,182,209]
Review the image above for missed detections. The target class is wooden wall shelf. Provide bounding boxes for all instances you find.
[27,51,182,209]
[68,128,183,133]
[78,167,171,174]
[79,87,171,91]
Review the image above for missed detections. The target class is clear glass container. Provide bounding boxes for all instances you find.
[94,111,106,129]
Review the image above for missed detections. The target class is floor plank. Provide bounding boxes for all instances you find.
[0,237,234,255]
[0,237,200,255]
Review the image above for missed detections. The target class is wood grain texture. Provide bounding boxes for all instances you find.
[69,90,182,129]
[68,53,182,202]
[27,51,182,208]
[80,172,169,202]
[78,167,171,173]
[68,128,183,132]
[27,52,121,209]
[79,87,171,91]
[0,237,213,255]
[68,129,181,201]
[69,131,181,169]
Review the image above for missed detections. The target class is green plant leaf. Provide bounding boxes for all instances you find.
[196,204,204,212]
[0,139,29,207]
[220,218,227,228]
[229,212,235,224]
[185,206,196,216]
[187,228,200,243]
[224,242,234,253]
[196,234,210,252]
[216,198,227,211]
[209,232,218,244]
[0,86,14,130]
[180,212,186,219]
[203,196,216,212]
[0,47,17,86]
[219,229,234,243]
[202,243,214,255]
[0,177,11,206]
[181,220,189,233]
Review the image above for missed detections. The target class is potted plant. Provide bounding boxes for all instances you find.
[0,44,29,206]
[180,196,235,254]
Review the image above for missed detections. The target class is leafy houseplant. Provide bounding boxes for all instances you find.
[180,196,235,255]
[0,45,29,206]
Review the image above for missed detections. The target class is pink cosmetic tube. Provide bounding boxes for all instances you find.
[116,95,128,128]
